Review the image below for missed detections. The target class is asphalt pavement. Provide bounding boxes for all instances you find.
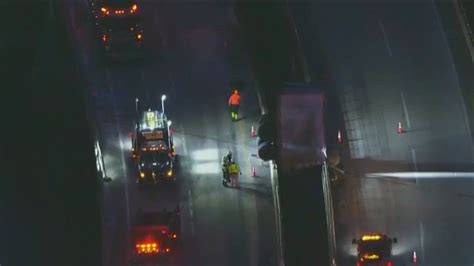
[63,1,277,266]
[289,1,474,265]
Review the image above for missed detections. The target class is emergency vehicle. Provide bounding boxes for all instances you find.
[352,234,397,266]
[130,207,181,263]
[132,108,176,184]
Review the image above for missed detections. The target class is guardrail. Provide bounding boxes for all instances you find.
[322,161,337,266]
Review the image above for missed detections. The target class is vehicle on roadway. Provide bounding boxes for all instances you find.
[352,234,397,266]
[88,0,140,27]
[96,0,140,19]
[131,207,181,264]
[132,108,176,184]
[99,16,145,59]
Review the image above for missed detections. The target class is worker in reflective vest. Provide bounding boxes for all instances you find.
[227,160,241,187]
[228,89,241,122]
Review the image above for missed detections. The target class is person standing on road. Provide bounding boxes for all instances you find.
[228,89,241,122]
[227,160,241,187]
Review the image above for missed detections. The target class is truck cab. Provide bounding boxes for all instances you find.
[132,109,176,184]
[131,207,181,262]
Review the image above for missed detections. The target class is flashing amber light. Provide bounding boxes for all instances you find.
[136,242,159,254]
[171,234,177,239]
[102,34,107,42]
[361,235,381,241]
[101,7,109,15]
[137,34,142,40]
[140,172,145,178]
[131,4,138,13]
[362,254,379,260]
[167,170,173,176]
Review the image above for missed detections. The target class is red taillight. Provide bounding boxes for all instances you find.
[387,261,393,266]
[161,229,168,234]
[356,262,361,266]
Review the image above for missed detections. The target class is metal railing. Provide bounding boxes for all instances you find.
[322,161,337,266]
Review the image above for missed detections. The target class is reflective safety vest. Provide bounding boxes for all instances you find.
[228,93,241,105]
[228,163,240,174]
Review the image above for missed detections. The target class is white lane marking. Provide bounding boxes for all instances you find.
[105,68,131,252]
[411,148,419,184]
[180,125,189,156]
[419,221,426,263]
[379,21,393,57]
[188,189,195,236]
[400,91,411,129]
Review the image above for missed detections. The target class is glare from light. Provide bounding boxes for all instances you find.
[190,148,219,161]
[161,95,167,101]
[365,172,474,179]
[167,120,172,126]
[321,147,327,158]
[191,162,220,174]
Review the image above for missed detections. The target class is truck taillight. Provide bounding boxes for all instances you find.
[130,4,138,13]
[136,242,159,253]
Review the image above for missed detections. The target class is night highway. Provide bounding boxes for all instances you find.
[4,0,474,266]
[63,1,277,266]
[289,1,474,265]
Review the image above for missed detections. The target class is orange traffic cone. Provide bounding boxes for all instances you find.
[397,122,404,134]
[250,125,257,137]
[251,166,257,177]
[337,130,343,144]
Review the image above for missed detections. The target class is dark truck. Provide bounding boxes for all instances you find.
[137,140,176,184]
[100,16,144,59]
[132,109,176,184]
[131,207,181,263]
